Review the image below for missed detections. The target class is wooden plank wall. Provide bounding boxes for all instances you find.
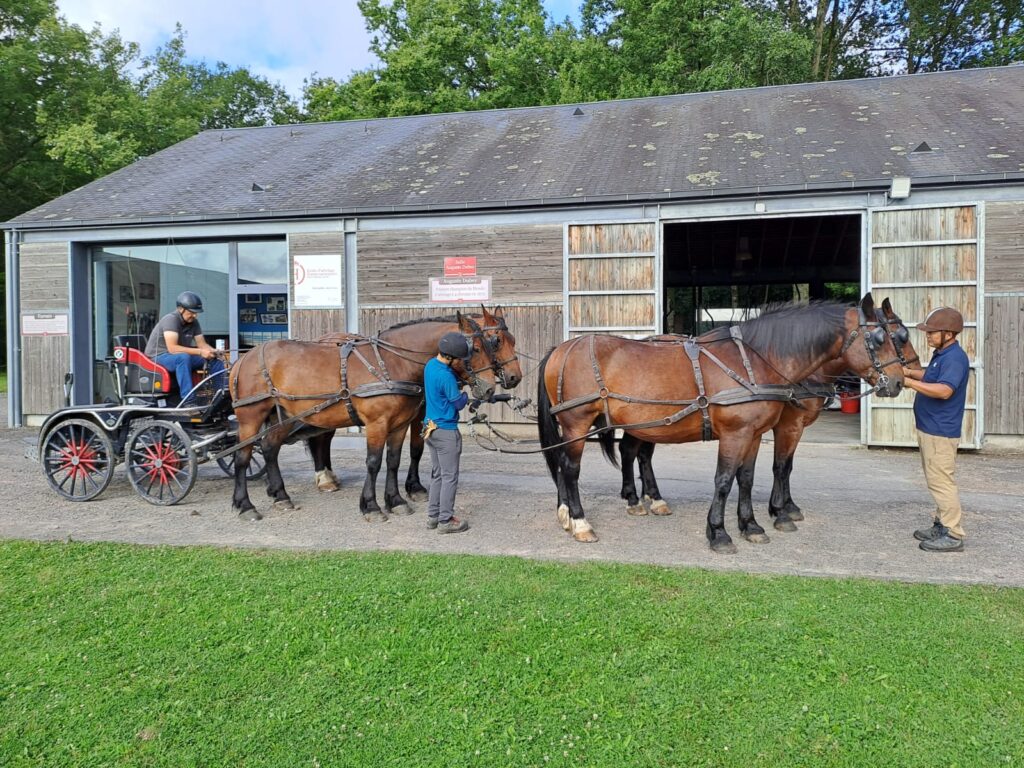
[358,224,563,305]
[985,202,1024,292]
[19,241,71,415]
[983,202,1024,435]
[358,304,562,424]
[290,232,346,339]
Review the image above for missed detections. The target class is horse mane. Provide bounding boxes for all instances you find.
[738,301,849,360]
[385,314,476,332]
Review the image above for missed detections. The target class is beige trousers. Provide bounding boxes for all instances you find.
[917,431,965,539]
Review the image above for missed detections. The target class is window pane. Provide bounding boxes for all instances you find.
[238,240,288,284]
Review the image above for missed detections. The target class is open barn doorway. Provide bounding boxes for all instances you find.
[662,213,863,443]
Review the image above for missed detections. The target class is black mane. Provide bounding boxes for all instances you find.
[738,301,849,361]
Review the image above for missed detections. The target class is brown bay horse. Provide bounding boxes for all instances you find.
[613,298,922,531]
[306,307,523,506]
[228,309,517,520]
[536,295,906,553]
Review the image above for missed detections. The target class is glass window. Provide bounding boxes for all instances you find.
[238,240,288,285]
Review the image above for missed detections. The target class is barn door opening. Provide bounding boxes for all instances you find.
[565,222,659,338]
[867,205,982,448]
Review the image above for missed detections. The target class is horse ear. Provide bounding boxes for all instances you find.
[860,293,876,315]
[480,304,494,322]
[881,297,894,316]
[456,311,471,331]
[493,305,505,319]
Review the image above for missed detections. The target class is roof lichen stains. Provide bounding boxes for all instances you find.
[686,171,721,186]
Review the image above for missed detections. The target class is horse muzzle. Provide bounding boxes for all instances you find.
[469,376,495,401]
[874,374,903,398]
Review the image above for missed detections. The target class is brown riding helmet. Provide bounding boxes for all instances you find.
[916,307,964,334]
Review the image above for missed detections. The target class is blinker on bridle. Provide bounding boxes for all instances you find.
[839,306,902,391]
[458,315,518,386]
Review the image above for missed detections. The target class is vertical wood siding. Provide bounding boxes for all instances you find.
[358,224,563,305]
[868,206,980,446]
[984,296,1024,434]
[567,222,658,334]
[19,242,71,415]
[984,202,1024,292]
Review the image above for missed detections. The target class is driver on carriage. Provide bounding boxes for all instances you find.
[145,291,226,403]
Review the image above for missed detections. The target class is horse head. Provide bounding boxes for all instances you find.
[452,311,498,401]
[457,305,522,389]
[838,293,905,397]
[878,297,922,371]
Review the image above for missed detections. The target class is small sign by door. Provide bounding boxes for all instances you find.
[443,257,477,277]
[22,313,69,336]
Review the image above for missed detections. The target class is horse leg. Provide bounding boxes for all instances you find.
[262,434,299,511]
[360,425,388,523]
[231,442,262,520]
[310,431,341,492]
[619,434,646,516]
[706,438,744,554]
[637,440,671,516]
[736,441,769,544]
[404,414,429,502]
[557,434,598,543]
[383,425,413,515]
[768,431,800,531]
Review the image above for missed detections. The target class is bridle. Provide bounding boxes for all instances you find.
[875,308,918,367]
[457,315,519,387]
[839,306,902,392]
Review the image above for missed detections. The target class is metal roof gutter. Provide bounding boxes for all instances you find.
[5,171,1024,232]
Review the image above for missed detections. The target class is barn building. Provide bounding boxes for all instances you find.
[5,65,1024,448]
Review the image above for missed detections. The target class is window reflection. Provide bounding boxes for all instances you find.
[238,241,288,285]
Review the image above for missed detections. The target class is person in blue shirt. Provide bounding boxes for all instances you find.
[423,332,473,533]
[902,307,971,552]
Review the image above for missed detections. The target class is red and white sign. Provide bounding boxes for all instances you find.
[429,276,491,303]
[294,253,343,308]
[443,257,477,277]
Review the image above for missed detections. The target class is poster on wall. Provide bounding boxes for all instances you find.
[429,276,492,303]
[294,253,343,307]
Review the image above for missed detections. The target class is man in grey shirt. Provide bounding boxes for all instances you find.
[145,291,225,401]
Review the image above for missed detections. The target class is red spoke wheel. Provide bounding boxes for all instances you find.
[217,443,267,480]
[125,420,197,506]
[40,418,116,501]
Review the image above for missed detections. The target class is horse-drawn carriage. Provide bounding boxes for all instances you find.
[38,334,266,506]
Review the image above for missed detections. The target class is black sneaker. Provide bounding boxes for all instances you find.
[913,521,944,542]
[426,517,439,529]
[919,531,964,552]
[437,517,469,534]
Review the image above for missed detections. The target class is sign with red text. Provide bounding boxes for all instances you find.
[429,276,491,303]
[443,257,477,277]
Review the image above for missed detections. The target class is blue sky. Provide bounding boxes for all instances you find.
[56,0,583,101]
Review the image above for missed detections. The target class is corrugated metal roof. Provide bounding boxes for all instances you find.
[8,65,1024,228]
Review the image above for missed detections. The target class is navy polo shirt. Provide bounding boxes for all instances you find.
[913,340,970,438]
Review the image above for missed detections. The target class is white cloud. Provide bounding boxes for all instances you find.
[56,0,378,100]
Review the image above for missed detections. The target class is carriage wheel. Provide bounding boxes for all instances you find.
[125,420,197,506]
[40,418,116,501]
[216,443,268,480]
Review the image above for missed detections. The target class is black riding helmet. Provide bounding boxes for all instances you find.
[438,332,470,359]
[176,291,204,313]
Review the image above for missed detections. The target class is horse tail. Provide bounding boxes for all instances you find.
[594,416,620,468]
[537,349,562,484]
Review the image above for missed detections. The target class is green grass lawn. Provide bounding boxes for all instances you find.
[1,541,1022,767]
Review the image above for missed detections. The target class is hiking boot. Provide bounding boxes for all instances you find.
[913,520,944,542]
[919,531,964,552]
[426,516,439,529]
[437,517,469,534]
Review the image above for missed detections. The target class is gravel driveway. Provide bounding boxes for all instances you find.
[4,405,1023,587]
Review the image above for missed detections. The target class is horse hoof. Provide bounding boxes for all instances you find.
[787,510,805,522]
[363,511,389,523]
[273,499,297,511]
[388,503,415,516]
[316,482,340,493]
[238,509,262,521]
[648,499,672,516]
[773,518,798,532]
[626,503,648,516]
[710,538,737,554]
[743,531,771,544]
[315,469,340,492]
[407,490,428,502]
[573,530,599,543]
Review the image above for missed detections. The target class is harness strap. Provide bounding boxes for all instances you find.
[338,340,365,427]
[684,339,713,441]
[729,325,757,384]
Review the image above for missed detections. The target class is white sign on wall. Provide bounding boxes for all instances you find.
[22,313,69,336]
[294,253,343,307]
[429,276,492,303]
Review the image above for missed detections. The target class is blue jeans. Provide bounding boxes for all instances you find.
[155,352,226,401]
